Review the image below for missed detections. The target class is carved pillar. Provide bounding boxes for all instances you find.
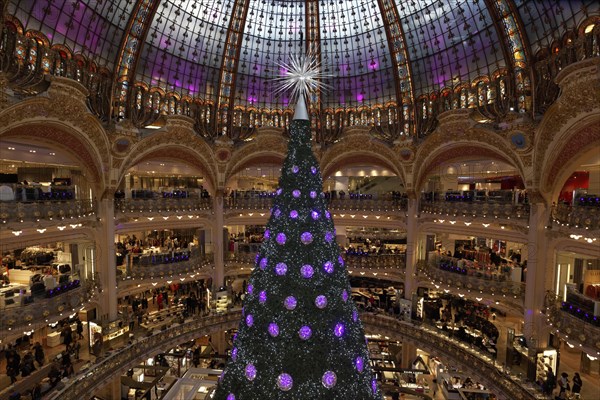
[523,202,551,348]
[97,195,118,321]
[404,197,418,299]
[213,192,225,291]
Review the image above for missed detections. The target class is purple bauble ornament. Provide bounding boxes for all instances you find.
[275,262,288,276]
[334,323,345,337]
[325,211,331,219]
[315,295,327,309]
[292,165,299,173]
[372,379,378,394]
[300,264,314,279]
[247,284,254,294]
[264,229,270,239]
[284,296,297,310]
[311,166,317,174]
[259,258,268,270]
[276,188,283,195]
[276,233,286,245]
[277,373,293,391]
[309,190,317,199]
[227,394,235,400]
[246,314,254,327]
[322,371,337,388]
[245,364,257,381]
[290,210,298,219]
[231,347,238,361]
[342,290,349,302]
[311,210,319,220]
[352,310,358,322]
[292,189,301,198]
[338,255,345,266]
[274,208,281,217]
[259,291,267,304]
[323,261,334,274]
[325,231,334,242]
[355,357,364,372]
[268,323,280,337]
[300,231,313,245]
[298,325,312,340]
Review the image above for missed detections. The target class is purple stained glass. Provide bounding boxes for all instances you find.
[277,373,293,391]
[231,347,238,361]
[325,211,331,219]
[315,295,327,309]
[259,258,268,270]
[355,357,364,372]
[247,284,254,294]
[338,255,345,266]
[322,371,337,388]
[325,231,334,242]
[274,208,281,217]
[284,296,297,310]
[275,262,288,276]
[300,231,313,245]
[311,210,319,220]
[323,261,334,274]
[298,325,312,340]
[245,364,257,381]
[268,322,280,337]
[227,394,235,400]
[276,233,286,245]
[290,210,299,219]
[292,189,301,198]
[259,291,267,304]
[300,264,314,278]
[292,165,299,173]
[311,166,317,174]
[342,290,348,302]
[264,229,270,239]
[352,310,358,322]
[309,191,317,199]
[372,379,377,394]
[334,323,345,337]
[246,314,254,327]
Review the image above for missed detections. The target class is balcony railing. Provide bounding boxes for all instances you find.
[225,196,408,213]
[0,280,93,336]
[0,199,96,224]
[119,253,214,282]
[551,204,600,232]
[420,201,530,222]
[114,198,212,218]
[423,254,525,309]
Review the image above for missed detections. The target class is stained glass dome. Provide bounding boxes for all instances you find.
[5,0,599,126]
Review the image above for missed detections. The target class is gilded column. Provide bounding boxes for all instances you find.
[404,197,419,299]
[97,195,118,321]
[213,192,225,291]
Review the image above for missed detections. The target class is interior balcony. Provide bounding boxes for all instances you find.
[114,197,213,222]
[421,253,525,313]
[0,198,96,230]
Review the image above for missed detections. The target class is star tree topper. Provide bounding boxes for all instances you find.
[274,51,332,120]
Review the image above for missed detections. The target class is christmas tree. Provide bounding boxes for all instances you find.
[213,56,383,400]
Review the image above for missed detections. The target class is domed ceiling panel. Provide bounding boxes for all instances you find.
[8,0,135,67]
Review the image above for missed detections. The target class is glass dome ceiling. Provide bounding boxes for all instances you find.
[6,0,599,111]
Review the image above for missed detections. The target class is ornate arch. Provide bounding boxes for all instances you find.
[542,117,600,198]
[413,125,524,193]
[119,140,217,195]
[320,131,405,184]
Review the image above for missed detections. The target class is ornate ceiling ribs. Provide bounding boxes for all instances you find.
[485,0,531,114]
[215,0,251,136]
[375,0,415,137]
[305,0,322,120]
[112,0,162,121]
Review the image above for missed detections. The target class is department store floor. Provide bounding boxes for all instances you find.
[1,294,598,400]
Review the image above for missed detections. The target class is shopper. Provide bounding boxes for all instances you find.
[557,372,569,399]
[33,342,45,366]
[48,364,61,387]
[6,355,19,384]
[76,318,84,339]
[544,366,556,395]
[571,372,582,394]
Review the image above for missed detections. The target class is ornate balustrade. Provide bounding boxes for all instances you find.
[47,311,243,400]
[422,256,525,311]
[47,311,540,400]
[420,201,529,223]
[0,199,96,225]
[361,314,540,400]
[551,204,600,233]
[0,281,93,337]
[119,254,214,283]
[114,198,213,219]
[544,294,600,356]
[225,196,408,214]
[224,252,405,281]
[224,196,273,211]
